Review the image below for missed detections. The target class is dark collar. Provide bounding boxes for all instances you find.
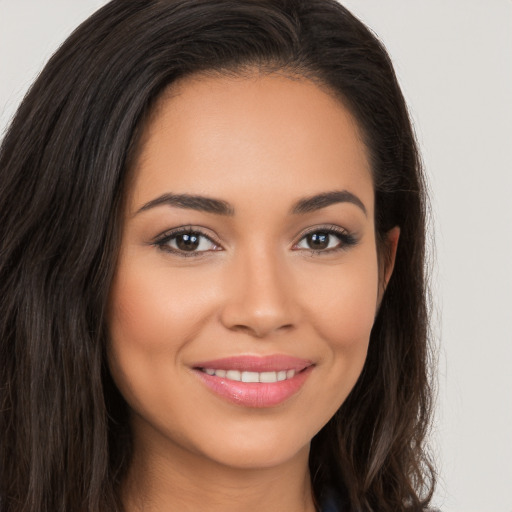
[319,488,344,512]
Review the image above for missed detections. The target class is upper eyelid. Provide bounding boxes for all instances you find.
[293,225,358,252]
[152,228,222,258]
[153,226,221,245]
[294,224,349,240]
[152,224,354,250]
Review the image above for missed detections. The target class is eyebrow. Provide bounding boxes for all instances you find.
[136,193,235,216]
[291,190,367,216]
[135,189,367,217]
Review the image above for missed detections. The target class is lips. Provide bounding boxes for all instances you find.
[192,355,313,408]
[201,368,297,383]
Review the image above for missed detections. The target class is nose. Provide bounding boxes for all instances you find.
[219,247,298,338]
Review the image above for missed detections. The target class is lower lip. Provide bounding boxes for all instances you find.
[194,367,313,408]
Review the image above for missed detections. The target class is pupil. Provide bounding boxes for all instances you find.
[176,233,199,251]
[307,232,329,250]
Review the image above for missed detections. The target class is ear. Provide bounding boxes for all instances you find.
[377,226,400,306]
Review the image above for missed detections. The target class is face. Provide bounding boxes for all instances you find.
[108,73,396,472]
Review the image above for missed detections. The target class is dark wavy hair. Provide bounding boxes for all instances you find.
[0,1,435,511]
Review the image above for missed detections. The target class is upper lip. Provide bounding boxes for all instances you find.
[193,354,313,372]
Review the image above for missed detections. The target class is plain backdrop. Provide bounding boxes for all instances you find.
[1,1,511,511]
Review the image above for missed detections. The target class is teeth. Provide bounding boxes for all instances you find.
[226,370,241,381]
[241,371,259,383]
[202,368,297,382]
[260,371,278,383]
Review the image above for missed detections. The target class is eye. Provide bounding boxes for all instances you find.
[154,228,220,255]
[294,227,357,253]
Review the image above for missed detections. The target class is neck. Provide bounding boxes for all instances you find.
[122,423,316,512]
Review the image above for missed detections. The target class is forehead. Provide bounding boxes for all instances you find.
[128,72,374,216]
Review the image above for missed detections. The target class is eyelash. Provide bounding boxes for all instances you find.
[153,225,358,257]
[153,226,221,258]
[294,225,358,255]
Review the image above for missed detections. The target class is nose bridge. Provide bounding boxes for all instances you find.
[220,241,297,337]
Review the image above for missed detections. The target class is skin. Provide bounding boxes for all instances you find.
[108,72,399,512]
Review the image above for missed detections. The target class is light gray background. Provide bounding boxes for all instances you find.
[1,1,511,511]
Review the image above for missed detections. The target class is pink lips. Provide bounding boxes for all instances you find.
[192,355,313,408]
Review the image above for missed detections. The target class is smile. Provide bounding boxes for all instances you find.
[193,355,313,407]
[200,368,297,382]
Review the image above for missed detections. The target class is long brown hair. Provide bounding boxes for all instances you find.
[0,1,435,510]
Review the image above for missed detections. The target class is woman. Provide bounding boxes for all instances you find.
[0,1,436,511]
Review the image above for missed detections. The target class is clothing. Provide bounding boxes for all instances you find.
[319,488,344,512]
[320,492,342,512]
[319,493,441,512]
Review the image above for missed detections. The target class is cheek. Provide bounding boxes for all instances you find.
[298,249,379,409]
[108,253,215,351]
[108,270,175,360]
[305,253,379,348]
[106,249,226,407]
[107,256,187,401]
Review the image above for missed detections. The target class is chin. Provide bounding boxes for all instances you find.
[197,435,312,471]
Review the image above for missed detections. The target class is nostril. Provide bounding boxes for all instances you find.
[218,281,299,337]
[228,322,295,338]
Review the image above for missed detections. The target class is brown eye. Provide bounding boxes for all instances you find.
[305,232,331,250]
[297,231,340,251]
[156,230,219,255]
[295,227,357,253]
[175,233,200,251]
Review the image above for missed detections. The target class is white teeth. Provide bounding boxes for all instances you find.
[226,370,241,381]
[202,368,297,382]
[260,371,278,383]
[241,371,259,383]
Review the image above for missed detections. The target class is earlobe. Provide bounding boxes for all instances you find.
[378,226,400,304]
